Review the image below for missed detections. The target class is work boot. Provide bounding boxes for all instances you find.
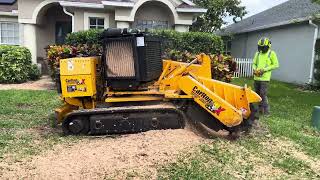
[252,120,260,129]
[259,107,264,115]
[264,111,271,117]
[264,106,270,117]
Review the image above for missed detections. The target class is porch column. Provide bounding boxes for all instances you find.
[116,21,130,29]
[175,25,189,32]
[23,23,37,64]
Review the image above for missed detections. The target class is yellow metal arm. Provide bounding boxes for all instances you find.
[178,75,242,127]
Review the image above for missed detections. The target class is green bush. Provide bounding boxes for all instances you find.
[154,30,223,54]
[65,29,223,54]
[29,64,41,81]
[0,45,40,83]
[65,29,104,46]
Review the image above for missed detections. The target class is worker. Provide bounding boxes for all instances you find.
[253,37,279,115]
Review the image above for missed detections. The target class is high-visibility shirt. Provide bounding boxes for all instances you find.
[253,50,279,81]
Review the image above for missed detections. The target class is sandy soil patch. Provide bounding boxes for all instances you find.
[0,129,205,180]
[218,140,285,179]
[261,138,320,176]
[0,76,55,90]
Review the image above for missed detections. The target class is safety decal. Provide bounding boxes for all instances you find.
[191,86,226,115]
[66,79,86,85]
[67,60,74,71]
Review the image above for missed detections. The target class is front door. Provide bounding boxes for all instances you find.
[55,21,72,45]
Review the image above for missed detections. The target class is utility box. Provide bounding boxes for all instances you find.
[312,106,320,131]
[60,57,97,98]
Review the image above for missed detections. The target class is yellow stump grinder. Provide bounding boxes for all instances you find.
[54,28,261,137]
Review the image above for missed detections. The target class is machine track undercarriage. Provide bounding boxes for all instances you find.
[61,101,258,139]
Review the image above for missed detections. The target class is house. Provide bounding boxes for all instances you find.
[0,0,206,68]
[220,0,320,84]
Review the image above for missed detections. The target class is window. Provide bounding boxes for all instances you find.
[84,12,109,30]
[224,40,232,55]
[0,22,19,45]
[135,20,169,30]
[89,17,105,29]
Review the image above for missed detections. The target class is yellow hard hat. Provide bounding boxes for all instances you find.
[258,37,271,47]
[257,37,271,53]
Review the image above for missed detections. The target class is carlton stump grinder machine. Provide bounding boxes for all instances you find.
[54,28,261,137]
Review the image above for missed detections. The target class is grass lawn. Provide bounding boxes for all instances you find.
[0,90,78,160]
[159,78,320,179]
[0,79,320,179]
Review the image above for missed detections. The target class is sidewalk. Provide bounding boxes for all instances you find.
[0,76,55,90]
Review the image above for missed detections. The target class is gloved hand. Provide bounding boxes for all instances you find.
[254,69,265,77]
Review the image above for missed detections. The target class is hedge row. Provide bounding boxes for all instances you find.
[0,45,40,83]
[65,29,104,46]
[65,29,223,54]
[153,30,223,54]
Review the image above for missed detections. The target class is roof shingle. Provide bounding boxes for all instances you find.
[221,0,320,35]
[0,0,17,12]
[0,0,16,5]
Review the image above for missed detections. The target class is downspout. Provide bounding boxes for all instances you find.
[309,19,318,84]
[63,7,75,32]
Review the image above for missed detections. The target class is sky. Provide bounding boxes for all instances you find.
[225,0,289,25]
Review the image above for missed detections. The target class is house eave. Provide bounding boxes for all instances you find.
[101,1,134,8]
[176,8,207,13]
[227,16,312,35]
[59,1,104,9]
[181,0,195,6]
[0,10,18,16]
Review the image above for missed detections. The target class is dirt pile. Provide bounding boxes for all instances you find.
[0,129,205,179]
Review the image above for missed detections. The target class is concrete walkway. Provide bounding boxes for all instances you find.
[0,76,55,90]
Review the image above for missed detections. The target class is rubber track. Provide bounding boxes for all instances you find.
[62,103,186,135]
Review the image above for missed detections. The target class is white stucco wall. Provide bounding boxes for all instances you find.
[72,8,116,31]
[133,1,174,29]
[231,23,316,84]
[116,21,130,28]
[175,24,189,32]
[74,8,84,31]
[0,16,18,22]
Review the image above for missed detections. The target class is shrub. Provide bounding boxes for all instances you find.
[154,30,223,54]
[0,45,40,83]
[211,54,237,82]
[65,29,104,46]
[29,64,41,81]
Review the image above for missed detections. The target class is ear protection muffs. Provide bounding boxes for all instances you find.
[258,37,271,53]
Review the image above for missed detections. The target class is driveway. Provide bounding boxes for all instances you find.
[0,76,55,90]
